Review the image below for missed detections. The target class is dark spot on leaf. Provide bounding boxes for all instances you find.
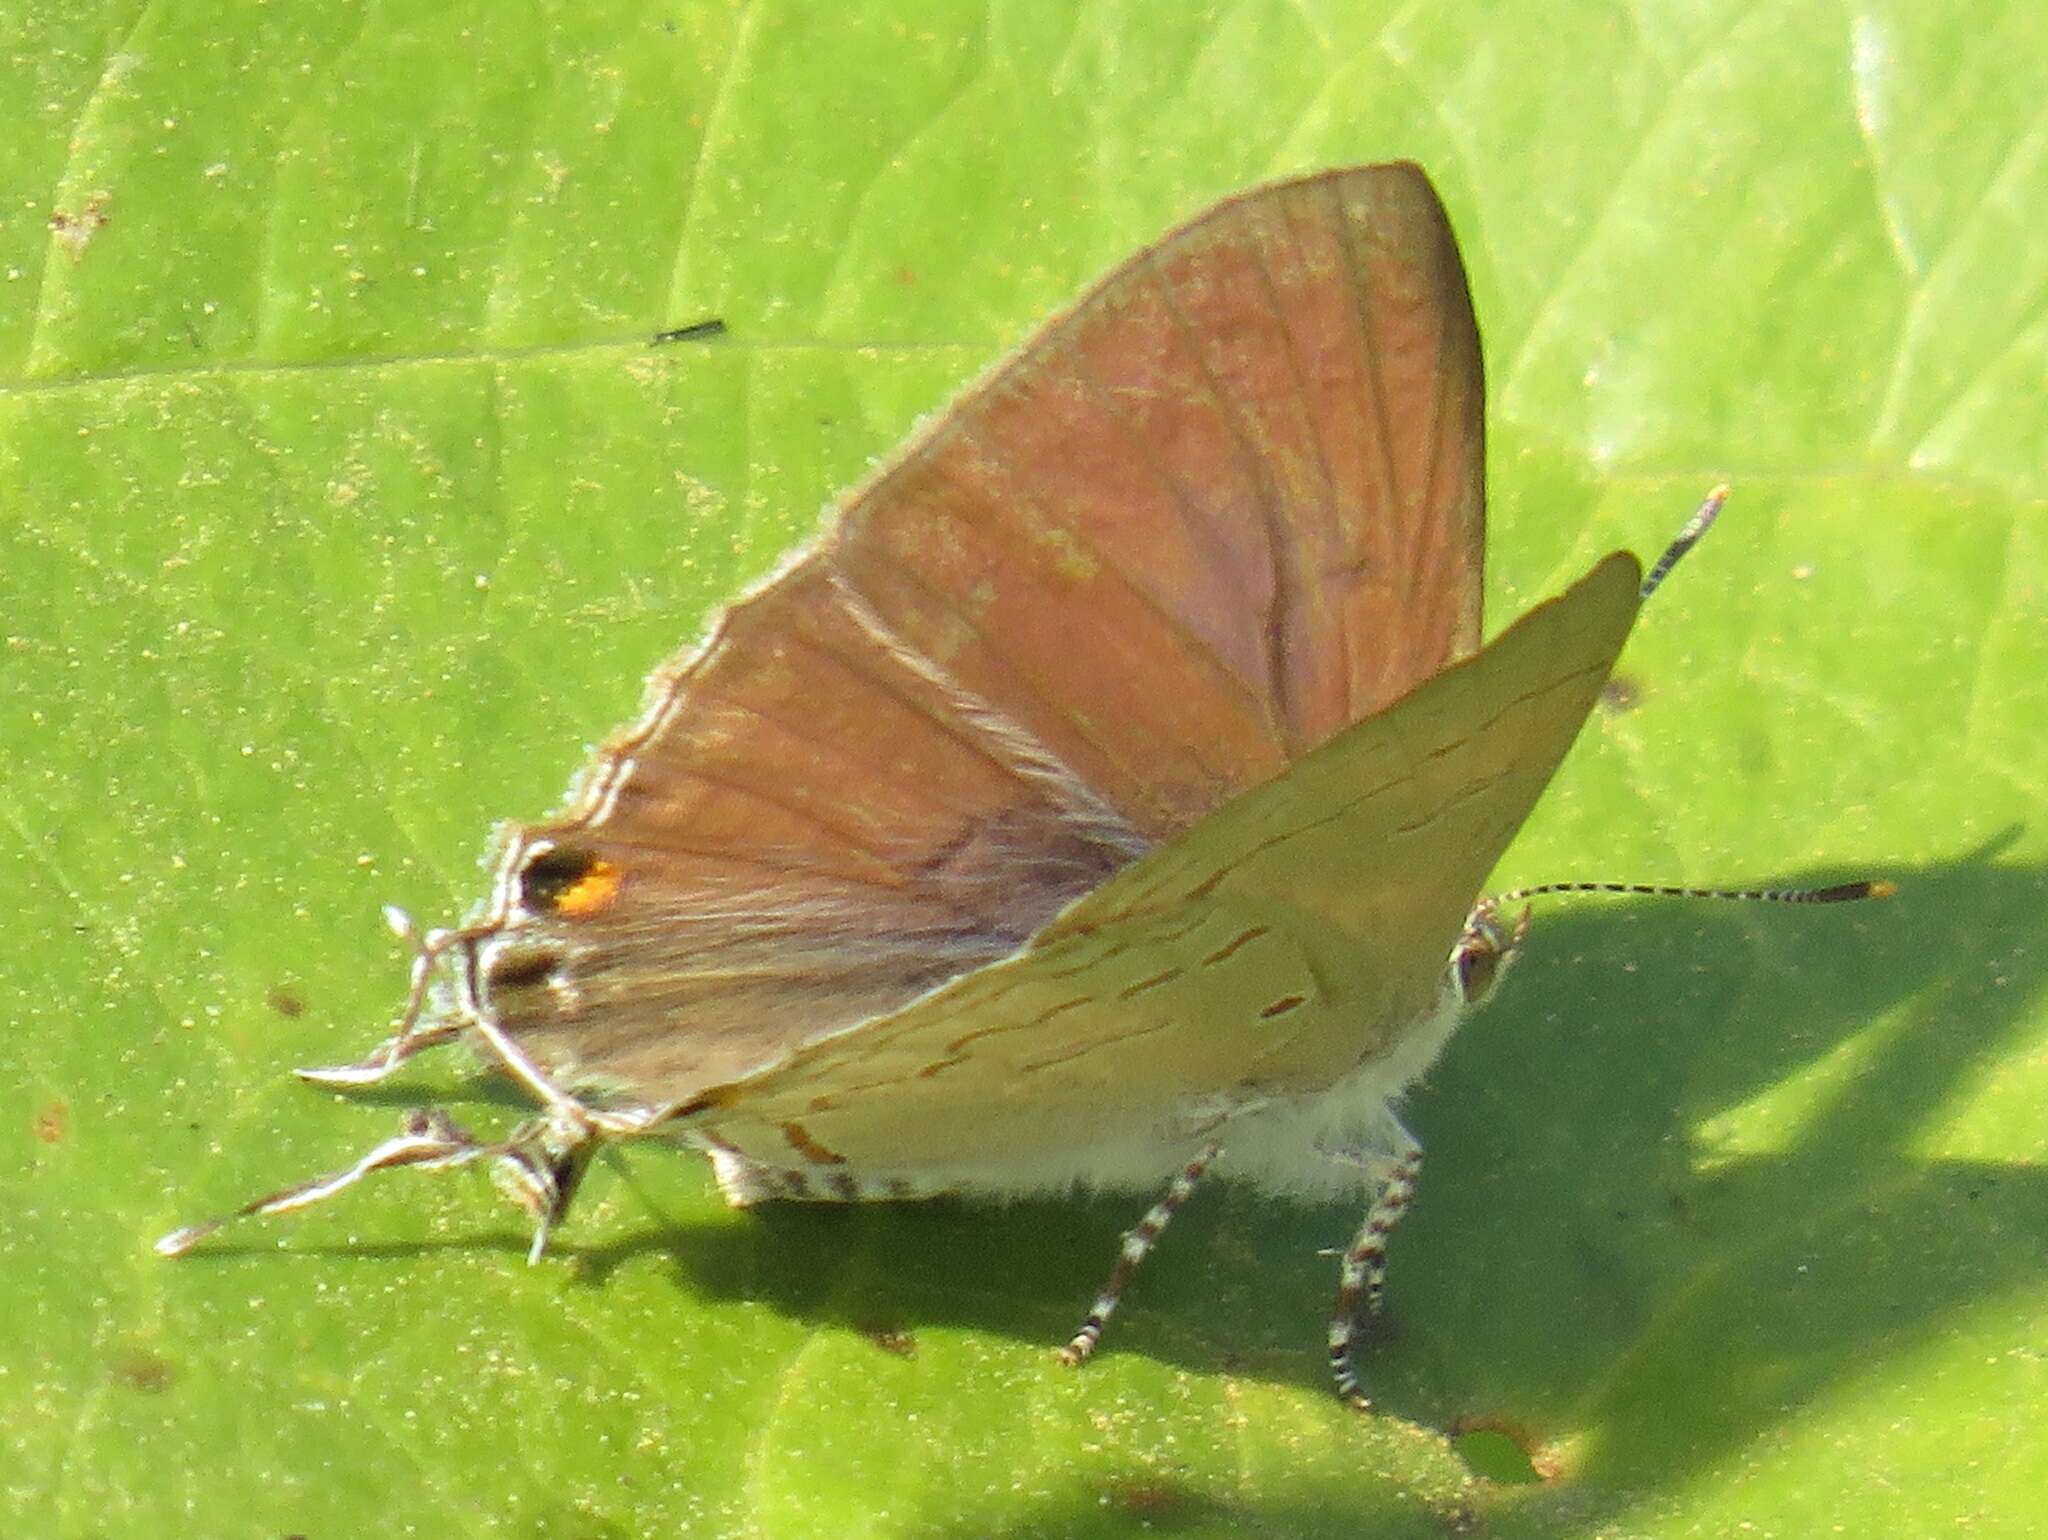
[33,1100,68,1144]
[1600,675,1641,712]
[1102,1479,1233,1526]
[109,1348,177,1395]
[859,1323,917,1359]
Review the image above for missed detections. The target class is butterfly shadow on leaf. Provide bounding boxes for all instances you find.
[1380,838,2047,1503]
[537,842,2048,1498]
[178,843,2042,1517]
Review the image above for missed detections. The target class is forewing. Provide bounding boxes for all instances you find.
[666,554,1643,1173]
[833,161,1485,835]
[467,164,1485,1108]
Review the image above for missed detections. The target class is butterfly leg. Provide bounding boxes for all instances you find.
[155,1108,498,1256]
[154,1106,596,1264]
[1057,1142,1222,1368]
[1327,1127,1424,1409]
[295,908,471,1087]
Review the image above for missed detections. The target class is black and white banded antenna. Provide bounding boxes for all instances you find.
[1496,876,1895,907]
[1513,484,1896,913]
[1640,483,1727,599]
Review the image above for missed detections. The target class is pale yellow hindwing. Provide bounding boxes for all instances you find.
[671,552,1643,1173]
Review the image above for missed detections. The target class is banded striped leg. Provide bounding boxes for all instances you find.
[1328,1131,1424,1409]
[154,1109,492,1257]
[295,908,467,1087]
[1058,1144,1222,1368]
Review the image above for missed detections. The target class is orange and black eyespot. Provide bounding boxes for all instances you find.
[518,845,622,918]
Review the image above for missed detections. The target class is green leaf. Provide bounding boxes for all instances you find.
[3,3,2041,1537]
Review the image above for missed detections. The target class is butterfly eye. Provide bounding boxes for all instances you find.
[1449,904,1524,1006]
[1450,936,1497,1005]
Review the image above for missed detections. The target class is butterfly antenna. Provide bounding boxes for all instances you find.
[1494,878,1896,907]
[1640,484,1728,600]
[1520,486,1891,908]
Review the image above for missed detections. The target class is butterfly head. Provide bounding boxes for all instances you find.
[1447,898,1531,1009]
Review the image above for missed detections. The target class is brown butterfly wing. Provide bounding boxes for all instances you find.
[464,163,1485,1108]
[834,162,1484,833]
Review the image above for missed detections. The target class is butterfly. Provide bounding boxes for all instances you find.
[159,163,1881,1407]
